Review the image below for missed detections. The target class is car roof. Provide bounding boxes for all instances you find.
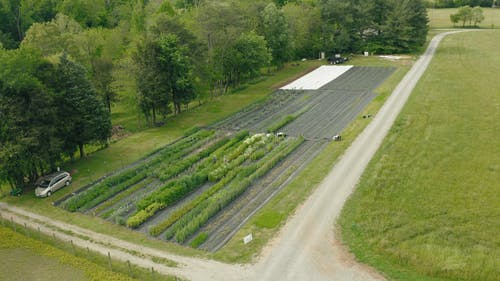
[41,171,69,180]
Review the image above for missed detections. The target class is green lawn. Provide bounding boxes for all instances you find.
[339,30,500,281]
[428,8,500,29]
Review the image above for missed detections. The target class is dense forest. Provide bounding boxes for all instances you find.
[0,0,428,191]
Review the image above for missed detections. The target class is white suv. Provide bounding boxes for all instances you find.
[35,171,72,197]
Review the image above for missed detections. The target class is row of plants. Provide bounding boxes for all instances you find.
[147,133,280,236]
[267,105,311,133]
[94,177,154,216]
[133,136,235,212]
[164,137,304,243]
[61,129,217,212]
[155,135,233,181]
[126,132,256,228]
[127,132,272,228]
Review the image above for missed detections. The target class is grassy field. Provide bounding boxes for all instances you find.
[428,8,500,29]
[339,30,500,281]
[0,222,178,281]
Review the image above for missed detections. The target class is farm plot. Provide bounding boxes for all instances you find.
[215,66,394,139]
[57,65,394,251]
[59,129,304,246]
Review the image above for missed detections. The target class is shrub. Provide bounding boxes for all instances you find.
[189,232,209,248]
[126,202,165,228]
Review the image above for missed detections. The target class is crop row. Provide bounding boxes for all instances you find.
[148,134,282,236]
[267,105,311,133]
[163,137,304,243]
[61,129,217,212]
[126,132,258,228]
[95,177,154,216]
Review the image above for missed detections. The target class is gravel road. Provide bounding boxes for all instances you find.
[249,30,466,281]
[0,31,464,281]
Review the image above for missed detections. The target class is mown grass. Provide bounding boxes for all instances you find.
[428,8,500,29]
[215,59,411,263]
[0,221,178,281]
[339,30,500,281]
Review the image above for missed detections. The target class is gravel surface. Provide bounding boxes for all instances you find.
[0,32,464,281]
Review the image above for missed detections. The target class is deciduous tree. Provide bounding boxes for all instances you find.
[260,2,290,69]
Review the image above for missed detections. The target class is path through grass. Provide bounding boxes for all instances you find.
[339,30,500,281]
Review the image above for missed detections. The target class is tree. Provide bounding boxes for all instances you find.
[21,13,82,58]
[221,32,270,87]
[78,28,120,113]
[156,34,196,115]
[260,3,290,69]
[57,0,107,28]
[0,0,58,48]
[133,34,196,124]
[0,48,61,190]
[471,6,485,26]
[50,55,111,159]
[283,1,323,59]
[133,36,171,125]
[451,5,473,26]
[195,0,248,96]
[320,0,428,54]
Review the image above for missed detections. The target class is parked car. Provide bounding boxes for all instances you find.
[35,171,72,197]
[328,54,349,65]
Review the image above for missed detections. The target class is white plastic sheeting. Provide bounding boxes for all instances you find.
[280,65,353,90]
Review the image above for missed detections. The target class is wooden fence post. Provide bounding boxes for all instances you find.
[108,252,113,271]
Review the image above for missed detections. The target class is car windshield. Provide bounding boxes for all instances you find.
[39,179,51,188]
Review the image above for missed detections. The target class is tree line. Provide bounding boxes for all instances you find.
[1,0,429,191]
[450,5,486,26]
[425,0,496,8]
[0,49,110,190]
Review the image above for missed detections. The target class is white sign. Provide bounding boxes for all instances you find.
[243,233,253,244]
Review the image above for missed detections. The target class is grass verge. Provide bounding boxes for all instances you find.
[0,220,178,281]
[339,30,499,281]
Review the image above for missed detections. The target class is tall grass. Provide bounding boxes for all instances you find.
[339,31,500,281]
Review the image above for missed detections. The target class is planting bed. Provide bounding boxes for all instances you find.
[58,66,394,251]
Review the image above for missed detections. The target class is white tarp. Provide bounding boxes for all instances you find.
[280,65,353,90]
